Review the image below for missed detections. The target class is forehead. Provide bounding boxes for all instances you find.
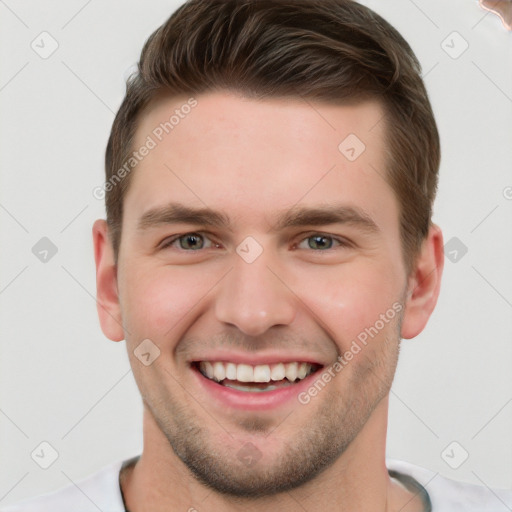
[136,90,385,162]
[124,90,396,231]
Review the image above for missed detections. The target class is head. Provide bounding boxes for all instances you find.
[94,0,443,500]
[105,0,440,276]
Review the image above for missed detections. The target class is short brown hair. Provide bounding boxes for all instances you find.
[105,0,440,274]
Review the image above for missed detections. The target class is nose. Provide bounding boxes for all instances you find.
[215,254,297,336]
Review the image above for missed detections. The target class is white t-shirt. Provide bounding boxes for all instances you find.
[1,457,511,511]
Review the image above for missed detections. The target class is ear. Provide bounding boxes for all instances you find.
[92,219,124,342]
[400,224,444,339]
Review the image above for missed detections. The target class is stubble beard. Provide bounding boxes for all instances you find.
[143,324,402,499]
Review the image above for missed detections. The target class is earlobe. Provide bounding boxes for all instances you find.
[92,219,125,342]
[400,224,444,339]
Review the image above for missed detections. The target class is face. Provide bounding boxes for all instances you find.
[106,91,414,497]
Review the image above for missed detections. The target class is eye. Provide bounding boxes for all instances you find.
[296,234,349,251]
[160,232,217,251]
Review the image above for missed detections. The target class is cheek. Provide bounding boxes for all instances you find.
[293,260,403,345]
[119,266,212,339]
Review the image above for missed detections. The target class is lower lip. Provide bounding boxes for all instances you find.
[191,365,322,411]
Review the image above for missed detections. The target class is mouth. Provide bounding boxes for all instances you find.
[191,360,323,396]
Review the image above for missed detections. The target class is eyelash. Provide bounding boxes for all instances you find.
[158,232,352,251]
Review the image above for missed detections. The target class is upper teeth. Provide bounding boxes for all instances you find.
[198,361,316,383]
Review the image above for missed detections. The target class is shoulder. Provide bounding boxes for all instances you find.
[0,459,126,512]
[387,458,512,511]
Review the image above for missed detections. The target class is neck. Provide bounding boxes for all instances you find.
[121,397,424,512]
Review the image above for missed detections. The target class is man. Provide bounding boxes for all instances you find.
[3,0,511,510]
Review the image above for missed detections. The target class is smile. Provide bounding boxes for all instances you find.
[194,361,322,393]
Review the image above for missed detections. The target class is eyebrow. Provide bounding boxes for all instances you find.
[136,202,379,234]
[269,204,380,234]
[137,203,231,231]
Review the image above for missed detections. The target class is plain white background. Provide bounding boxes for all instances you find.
[1,0,511,506]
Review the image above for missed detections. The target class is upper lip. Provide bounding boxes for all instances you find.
[189,351,328,367]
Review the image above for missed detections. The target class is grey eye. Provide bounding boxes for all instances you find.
[178,233,204,250]
[307,235,334,250]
